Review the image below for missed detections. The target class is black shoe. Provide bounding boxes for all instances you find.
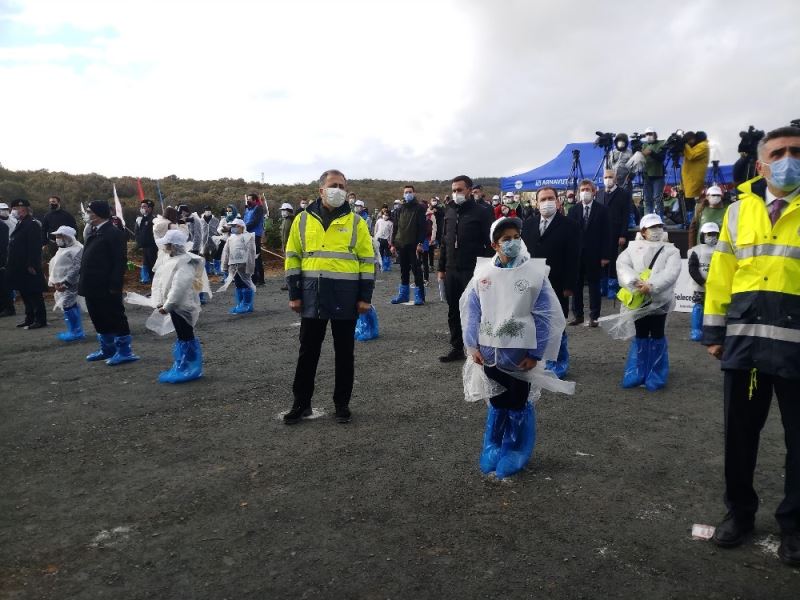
[779,531,800,566]
[334,405,351,424]
[25,322,47,330]
[568,317,584,326]
[283,403,310,425]
[438,348,466,363]
[711,513,754,548]
[588,319,599,328]
[16,320,33,328]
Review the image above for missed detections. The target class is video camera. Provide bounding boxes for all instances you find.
[629,132,644,153]
[738,125,765,157]
[594,131,615,152]
[662,129,686,162]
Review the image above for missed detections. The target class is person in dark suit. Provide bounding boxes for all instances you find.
[7,199,47,329]
[79,200,140,366]
[567,179,611,327]
[596,168,634,298]
[521,187,580,378]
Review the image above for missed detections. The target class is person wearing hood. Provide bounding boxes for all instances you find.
[48,226,85,342]
[220,217,256,313]
[215,204,239,276]
[610,133,634,188]
[178,204,202,253]
[688,185,727,247]
[687,222,719,342]
[682,131,711,225]
[196,205,220,279]
[390,185,427,306]
[373,208,394,273]
[79,200,140,365]
[461,216,567,478]
[134,199,157,284]
[0,201,18,236]
[152,229,209,383]
[605,213,681,391]
[7,199,47,329]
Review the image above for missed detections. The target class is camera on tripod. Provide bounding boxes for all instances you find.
[594,131,615,152]
[629,132,644,153]
[738,125,765,158]
[663,129,685,161]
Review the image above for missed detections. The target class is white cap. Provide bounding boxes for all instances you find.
[700,222,720,235]
[503,191,514,198]
[354,199,365,207]
[229,218,246,228]
[707,185,722,196]
[640,213,664,229]
[51,225,77,239]
[0,202,8,210]
[394,199,401,204]
[280,202,293,211]
[644,127,655,134]
[490,216,523,243]
[492,195,500,201]
[156,229,189,247]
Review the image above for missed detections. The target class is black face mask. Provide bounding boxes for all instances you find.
[49,204,59,211]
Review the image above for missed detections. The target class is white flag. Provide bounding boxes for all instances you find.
[113,184,125,228]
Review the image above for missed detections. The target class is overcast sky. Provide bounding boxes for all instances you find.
[1,0,798,184]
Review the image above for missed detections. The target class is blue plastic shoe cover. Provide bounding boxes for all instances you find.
[495,402,536,479]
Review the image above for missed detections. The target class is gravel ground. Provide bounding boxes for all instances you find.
[1,265,798,599]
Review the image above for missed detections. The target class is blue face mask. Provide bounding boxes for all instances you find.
[500,238,522,258]
[766,156,800,192]
[403,192,415,203]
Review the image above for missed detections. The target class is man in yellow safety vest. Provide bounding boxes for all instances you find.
[283,169,375,425]
[703,126,800,566]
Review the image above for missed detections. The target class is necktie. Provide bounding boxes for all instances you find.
[583,206,590,229]
[769,198,786,226]
[539,218,547,236]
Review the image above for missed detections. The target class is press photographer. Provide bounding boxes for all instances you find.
[640,128,667,216]
[610,134,633,188]
[733,125,765,186]
[681,131,710,225]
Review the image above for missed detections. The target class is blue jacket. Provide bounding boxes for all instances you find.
[244,204,265,236]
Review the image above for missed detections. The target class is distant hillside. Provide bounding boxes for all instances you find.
[0,165,500,224]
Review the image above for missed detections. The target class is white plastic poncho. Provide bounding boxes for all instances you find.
[459,242,574,401]
[48,240,83,311]
[598,236,682,340]
[218,230,256,292]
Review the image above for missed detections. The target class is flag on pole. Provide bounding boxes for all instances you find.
[136,178,145,201]
[79,201,89,224]
[113,184,126,228]
[156,181,165,213]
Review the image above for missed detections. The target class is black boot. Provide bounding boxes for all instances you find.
[334,404,351,424]
[283,400,311,425]
[711,513,754,548]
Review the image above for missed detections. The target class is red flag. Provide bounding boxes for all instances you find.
[137,178,145,201]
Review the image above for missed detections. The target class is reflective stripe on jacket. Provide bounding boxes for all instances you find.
[284,199,375,320]
[702,176,800,378]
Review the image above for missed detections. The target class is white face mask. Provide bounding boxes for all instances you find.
[280,210,290,218]
[381,214,389,220]
[0,210,8,218]
[644,227,663,242]
[203,211,212,217]
[538,200,557,217]
[603,177,615,188]
[56,239,68,248]
[324,187,347,208]
[580,191,593,204]
[230,226,242,234]
[453,193,467,205]
[708,195,722,206]
[11,210,19,219]
[299,203,307,209]
[616,141,626,150]
[705,234,718,247]
[646,135,656,143]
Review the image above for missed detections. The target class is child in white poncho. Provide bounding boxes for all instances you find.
[151,229,211,383]
[48,226,85,342]
[219,217,256,314]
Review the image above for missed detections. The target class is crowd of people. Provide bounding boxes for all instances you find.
[1,126,798,566]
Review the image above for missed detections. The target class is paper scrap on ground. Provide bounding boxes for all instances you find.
[691,524,715,540]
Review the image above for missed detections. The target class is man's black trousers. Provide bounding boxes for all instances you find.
[723,369,800,533]
[84,292,130,336]
[444,268,472,351]
[571,260,601,320]
[398,243,424,288]
[292,317,357,408]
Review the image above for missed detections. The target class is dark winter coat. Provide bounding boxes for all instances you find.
[7,215,46,292]
[521,212,580,296]
[567,201,612,276]
[392,200,427,248]
[135,213,156,249]
[78,220,128,296]
[595,186,633,243]
[437,199,494,273]
[40,208,77,244]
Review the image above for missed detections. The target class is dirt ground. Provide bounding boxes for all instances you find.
[1,262,799,600]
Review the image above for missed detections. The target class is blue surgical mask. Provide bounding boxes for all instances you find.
[501,238,522,258]
[403,192,415,203]
[765,156,800,192]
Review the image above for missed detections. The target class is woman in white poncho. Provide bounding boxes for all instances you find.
[151,229,211,383]
[460,217,570,479]
[599,213,681,391]
[219,217,256,314]
[48,225,85,342]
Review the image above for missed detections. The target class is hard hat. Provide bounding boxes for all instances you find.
[644,127,655,135]
[700,222,720,234]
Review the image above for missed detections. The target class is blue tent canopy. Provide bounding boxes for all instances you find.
[500,142,734,192]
